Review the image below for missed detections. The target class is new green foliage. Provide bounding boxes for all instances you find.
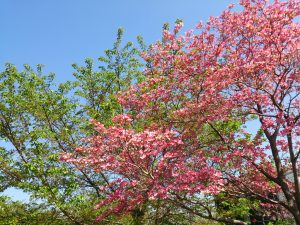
[0,29,144,224]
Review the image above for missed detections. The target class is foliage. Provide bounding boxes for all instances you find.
[0,196,67,225]
[0,28,144,224]
[72,28,144,126]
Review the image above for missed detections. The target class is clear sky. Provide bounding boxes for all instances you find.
[0,0,237,82]
[0,0,237,201]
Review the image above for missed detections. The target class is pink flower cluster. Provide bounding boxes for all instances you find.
[62,0,300,221]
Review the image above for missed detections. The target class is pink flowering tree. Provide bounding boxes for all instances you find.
[62,0,300,224]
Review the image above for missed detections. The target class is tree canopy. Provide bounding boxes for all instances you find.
[1,0,300,224]
[62,0,300,224]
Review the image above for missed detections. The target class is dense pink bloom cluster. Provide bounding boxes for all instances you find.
[62,0,300,222]
[62,119,224,219]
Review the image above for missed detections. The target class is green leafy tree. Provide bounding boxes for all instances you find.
[72,28,144,126]
[0,29,144,224]
[0,196,68,225]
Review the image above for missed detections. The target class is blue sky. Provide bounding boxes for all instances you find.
[0,0,237,201]
[0,0,236,83]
